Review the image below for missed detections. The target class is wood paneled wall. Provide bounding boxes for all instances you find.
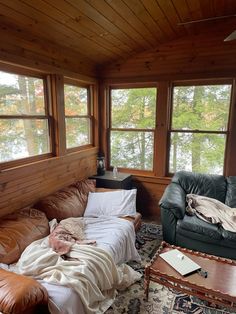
[0,148,97,218]
[132,176,170,219]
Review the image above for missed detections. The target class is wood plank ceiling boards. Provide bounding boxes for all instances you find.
[0,0,235,76]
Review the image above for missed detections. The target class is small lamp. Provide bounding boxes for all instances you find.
[96,152,106,176]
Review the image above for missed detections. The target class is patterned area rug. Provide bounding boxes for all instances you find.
[106,222,234,314]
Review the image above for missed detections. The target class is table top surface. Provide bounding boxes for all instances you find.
[90,171,131,181]
[148,242,236,299]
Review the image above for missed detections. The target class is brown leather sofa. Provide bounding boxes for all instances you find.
[0,179,141,314]
[0,208,50,314]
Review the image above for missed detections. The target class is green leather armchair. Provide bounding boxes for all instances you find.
[159,171,236,259]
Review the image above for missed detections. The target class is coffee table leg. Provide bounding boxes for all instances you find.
[144,266,150,301]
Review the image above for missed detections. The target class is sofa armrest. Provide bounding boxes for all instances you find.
[159,183,186,219]
[161,207,177,244]
[0,269,48,314]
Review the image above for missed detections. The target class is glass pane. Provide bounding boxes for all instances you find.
[172,85,231,131]
[169,132,226,175]
[0,71,45,115]
[0,119,50,162]
[64,84,88,116]
[110,131,154,170]
[111,88,156,129]
[66,117,90,148]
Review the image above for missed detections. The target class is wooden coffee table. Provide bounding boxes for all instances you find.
[144,241,236,309]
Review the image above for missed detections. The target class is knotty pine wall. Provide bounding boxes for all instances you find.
[132,176,170,221]
[100,28,236,220]
[0,148,97,218]
[0,38,99,218]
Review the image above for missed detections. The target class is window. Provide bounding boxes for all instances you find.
[109,87,156,171]
[169,83,232,175]
[64,83,92,149]
[0,70,50,164]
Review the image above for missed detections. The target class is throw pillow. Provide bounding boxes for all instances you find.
[84,189,137,217]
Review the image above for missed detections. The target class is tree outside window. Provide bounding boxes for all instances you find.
[0,70,50,163]
[169,83,232,175]
[64,84,92,149]
[110,87,156,171]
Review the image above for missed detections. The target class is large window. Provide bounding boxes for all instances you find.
[109,87,156,171]
[169,83,232,175]
[0,70,50,164]
[64,83,92,150]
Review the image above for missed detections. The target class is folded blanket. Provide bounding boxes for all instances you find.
[186,194,236,232]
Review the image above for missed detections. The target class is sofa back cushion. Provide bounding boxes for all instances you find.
[225,176,236,207]
[172,171,226,203]
[0,208,49,264]
[34,179,96,221]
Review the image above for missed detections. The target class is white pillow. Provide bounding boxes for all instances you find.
[84,189,137,217]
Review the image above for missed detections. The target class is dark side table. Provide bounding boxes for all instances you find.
[89,171,132,189]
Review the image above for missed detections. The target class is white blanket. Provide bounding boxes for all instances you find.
[11,217,141,314]
[83,216,141,264]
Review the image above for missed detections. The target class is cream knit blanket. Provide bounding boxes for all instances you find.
[186,194,236,232]
[13,236,141,314]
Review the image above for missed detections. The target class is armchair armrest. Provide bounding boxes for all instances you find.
[159,183,186,219]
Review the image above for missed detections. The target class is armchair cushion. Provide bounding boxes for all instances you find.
[177,215,222,242]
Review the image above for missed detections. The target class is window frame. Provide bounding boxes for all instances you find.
[0,66,53,170]
[108,84,157,174]
[167,78,233,176]
[64,78,94,153]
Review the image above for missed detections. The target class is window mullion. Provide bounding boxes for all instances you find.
[155,81,170,177]
[50,74,67,157]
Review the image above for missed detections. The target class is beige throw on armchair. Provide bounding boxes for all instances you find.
[186,194,236,233]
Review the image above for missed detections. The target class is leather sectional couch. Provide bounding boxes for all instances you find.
[0,180,141,314]
[159,171,236,260]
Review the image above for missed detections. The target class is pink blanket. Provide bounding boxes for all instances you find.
[49,218,96,255]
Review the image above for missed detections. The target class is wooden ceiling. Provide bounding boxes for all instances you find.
[0,0,236,73]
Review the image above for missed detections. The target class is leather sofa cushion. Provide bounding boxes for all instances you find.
[172,171,226,203]
[0,208,49,264]
[0,269,48,314]
[225,176,236,208]
[177,215,222,244]
[35,179,96,221]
